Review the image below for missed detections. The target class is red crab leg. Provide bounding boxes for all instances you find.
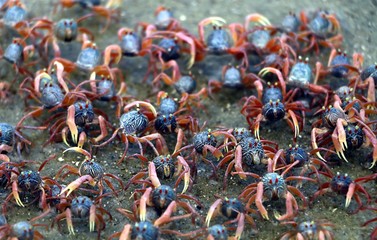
[235,213,245,239]
[244,13,271,29]
[311,128,326,161]
[123,101,157,117]
[53,60,69,93]
[287,110,300,139]
[67,105,78,145]
[234,145,246,179]
[89,204,96,232]
[119,224,131,240]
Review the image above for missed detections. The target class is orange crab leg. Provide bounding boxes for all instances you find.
[12,181,24,207]
[235,213,245,239]
[244,13,271,29]
[104,44,122,66]
[198,17,226,43]
[53,60,69,93]
[311,128,326,161]
[345,181,355,208]
[287,109,300,139]
[331,128,347,162]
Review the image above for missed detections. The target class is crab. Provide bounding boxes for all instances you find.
[0,219,46,240]
[124,165,202,226]
[205,196,256,239]
[54,0,121,33]
[217,134,279,190]
[29,17,94,58]
[279,219,335,240]
[195,16,250,67]
[298,10,343,53]
[311,172,377,212]
[0,123,32,162]
[94,100,167,163]
[311,100,377,167]
[2,155,58,213]
[52,195,112,235]
[208,63,265,96]
[241,80,305,141]
[232,151,316,221]
[56,147,124,198]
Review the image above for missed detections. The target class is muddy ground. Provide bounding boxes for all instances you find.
[0,0,377,239]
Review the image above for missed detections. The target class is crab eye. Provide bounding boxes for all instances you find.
[275,178,279,184]
[159,189,162,194]
[269,179,272,184]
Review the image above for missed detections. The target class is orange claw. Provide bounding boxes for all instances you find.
[12,181,24,207]
[148,162,161,188]
[287,109,300,139]
[177,156,190,194]
[255,182,268,220]
[60,175,95,196]
[104,44,122,66]
[139,187,152,221]
[205,198,222,226]
[67,105,78,144]
[244,13,271,29]
[311,128,325,161]
[345,180,355,208]
[235,145,246,179]
[119,224,131,240]
[66,208,75,235]
[123,101,157,117]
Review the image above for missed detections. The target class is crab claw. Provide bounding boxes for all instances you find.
[124,101,157,117]
[148,162,161,188]
[104,44,122,66]
[235,145,246,179]
[345,182,355,208]
[202,144,223,159]
[258,67,286,96]
[244,13,271,29]
[331,128,348,162]
[119,224,131,240]
[254,114,263,140]
[177,156,190,194]
[337,118,348,150]
[256,182,268,220]
[205,198,222,227]
[311,128,325,161]
[89,204,96,232]
[66,208,75,235]
[67,105,78,144]
[63,147,92,158]
[139,187,152,221]
[287,110,300,139]
[175,32,196,69]
[12,181,24,207]
[60,175,95,197]
[53,60,70,93]
[34,72,51,95]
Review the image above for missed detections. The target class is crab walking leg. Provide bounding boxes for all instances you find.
[67,105,78,144]
[205,198,222,226]
[256,182,269,220]
[54,61,69,93]
[176,156,190,194]
[66,208,75,235]
[139,187,152,221]
[119,224,131,240]
[254,114,263,140]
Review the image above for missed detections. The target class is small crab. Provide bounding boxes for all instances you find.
[298,10,343,53]
[94,101,166,163]
[279,219,335,240]
[232,151,316,221]
[312,172,376,212]
[1,38,34,77]
[0,219,46,240]
[57,147,124,198]
[205,197,256,239]
[0,123,31,162]
[241,81,305,141]
[52,195,111,235]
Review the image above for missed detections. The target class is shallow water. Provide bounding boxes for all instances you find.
[0,0,377,239]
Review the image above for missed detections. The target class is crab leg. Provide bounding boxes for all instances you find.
[244,13,271,29]
[12,181,24,207]
[345,182,355,208]
[123,101,157,117]
[234,145,246,179]
[89,204,96,232]
[234,213,245,239]
[287,110,300,139]
[198,17,226,43]
[119,224,131,240]
[311,128,326,161]
[67,105,78,144]
[148,162,161,188]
